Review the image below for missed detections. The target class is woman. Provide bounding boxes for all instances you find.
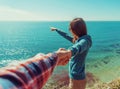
[51,18,92,89]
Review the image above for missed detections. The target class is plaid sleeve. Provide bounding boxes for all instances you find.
[0,53,58,89]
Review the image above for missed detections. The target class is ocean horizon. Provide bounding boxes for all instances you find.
[0,21,120,85]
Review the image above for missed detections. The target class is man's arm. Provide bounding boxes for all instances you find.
[0,51,71,89]
[0,53,58,89]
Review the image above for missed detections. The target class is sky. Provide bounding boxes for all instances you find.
[0,0,120,21]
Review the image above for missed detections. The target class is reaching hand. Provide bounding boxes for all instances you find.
[56,48,72,66]
[50,27,58,31]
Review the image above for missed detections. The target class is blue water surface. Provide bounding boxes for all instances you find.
[0,21,120,82]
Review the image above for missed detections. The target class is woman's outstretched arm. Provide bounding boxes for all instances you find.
[51,27,73,43]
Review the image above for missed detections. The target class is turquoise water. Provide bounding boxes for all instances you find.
[0,21,120,82]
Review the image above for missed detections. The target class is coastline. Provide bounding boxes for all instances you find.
[43,72,120,89]
[43,53,120,89]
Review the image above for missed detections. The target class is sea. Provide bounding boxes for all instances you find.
[0,21,120,83]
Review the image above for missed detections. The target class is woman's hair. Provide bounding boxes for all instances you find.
[69,18,87,43]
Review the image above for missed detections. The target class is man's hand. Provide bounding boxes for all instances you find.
[56,48,72,66]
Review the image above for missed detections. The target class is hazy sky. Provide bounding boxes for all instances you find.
[0,0,119,21]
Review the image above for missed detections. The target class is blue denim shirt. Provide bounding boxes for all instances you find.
[56,29,92,80]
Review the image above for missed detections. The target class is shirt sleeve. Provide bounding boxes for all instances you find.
[69,39,91,56]
[56,29,73,43]
[0,53,58,89]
